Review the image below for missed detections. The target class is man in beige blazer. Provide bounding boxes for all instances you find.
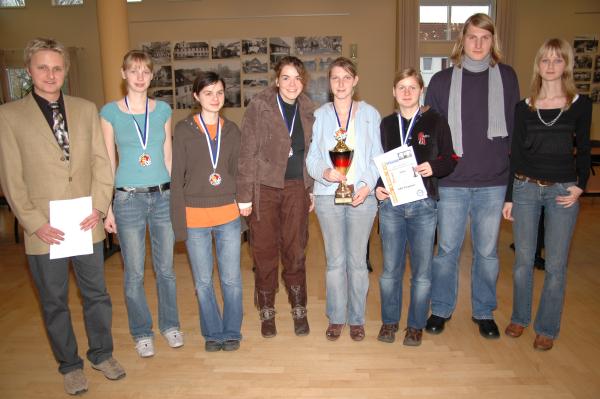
[0,38,125,395]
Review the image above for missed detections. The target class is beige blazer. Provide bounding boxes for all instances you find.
[0,93,113,255]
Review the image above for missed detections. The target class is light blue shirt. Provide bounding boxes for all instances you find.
[100,100,171,187]
[306,101,383,196]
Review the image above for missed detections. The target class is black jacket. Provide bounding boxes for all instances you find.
[377,106,457,200]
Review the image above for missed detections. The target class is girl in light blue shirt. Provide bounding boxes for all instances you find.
[306,57,383,342]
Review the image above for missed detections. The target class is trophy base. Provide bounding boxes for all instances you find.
[334,196,353,205]
[334,183,354,205]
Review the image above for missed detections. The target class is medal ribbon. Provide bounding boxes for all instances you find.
[124,96,150,152]
[397,108,421,147]
[276,94,298,138]
[195,113,221,173]
[333,100,353,133]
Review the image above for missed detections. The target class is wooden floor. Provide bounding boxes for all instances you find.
[0,199,599,399]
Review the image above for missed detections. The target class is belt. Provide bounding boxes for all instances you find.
[514,173,555,187]
[116,182,170,193]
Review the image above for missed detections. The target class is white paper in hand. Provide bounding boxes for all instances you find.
[49,196,94,259]
[374,146,428,206]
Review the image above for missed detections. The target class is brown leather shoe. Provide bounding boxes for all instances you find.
[377,323,399,343]
[349,325,365,341]
[403,327,423,346]
[505,323,525,338]
[326,324,344,341]
[288,285,310,336]
[533,334,554,351]
[257,290,277,338]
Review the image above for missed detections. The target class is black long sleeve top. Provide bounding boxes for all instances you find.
[377,107,457,200]
[505,95,592,202]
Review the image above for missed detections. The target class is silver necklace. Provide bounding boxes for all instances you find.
[536,107,563,127]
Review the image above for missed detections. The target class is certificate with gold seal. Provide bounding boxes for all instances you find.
[374,146,427,206]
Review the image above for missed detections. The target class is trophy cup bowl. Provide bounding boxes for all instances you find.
[329,140,354,205]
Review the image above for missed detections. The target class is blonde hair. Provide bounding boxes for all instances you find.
[450,13,502,67]
[24,38,70,71]
[328,56,358,79]
[393,68,424,89]
[529,38,577,111]
[121,50,154,72]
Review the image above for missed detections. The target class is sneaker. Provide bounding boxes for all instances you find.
[377,323,399,343]
[403,327,423,346]
[64,369,88,396]
[222,340,240,352]
[135,337,155,358]
[163,329,184,348]
[205,340,223,352]
[92,357,126,380]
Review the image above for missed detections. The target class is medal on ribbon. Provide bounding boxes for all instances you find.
[276,94,298,158]
[333,101,353,142]
[124,96,151,167]
[139,153,152,166]
[397,107,421,148]
[195,113,222,187]
[209,172,222,186]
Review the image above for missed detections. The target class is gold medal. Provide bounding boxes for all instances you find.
[139,153,152,167]
[209,172,222,186]
[334,128,347,141]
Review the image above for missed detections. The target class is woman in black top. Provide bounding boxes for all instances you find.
[376,68,456,346]
[502,38,592,351]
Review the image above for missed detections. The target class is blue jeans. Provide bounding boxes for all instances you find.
[379,198,437,330]
[185,218,243,342]
[113,189,179,340]
[510,179,579,339]
[431,186,506,320]
[314,195,378,325]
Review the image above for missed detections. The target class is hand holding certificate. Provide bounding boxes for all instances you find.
[49,196,94,259]
[374,146,428,206]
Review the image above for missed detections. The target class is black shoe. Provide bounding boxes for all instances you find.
[472,317,500,339]
[425,314,450,335]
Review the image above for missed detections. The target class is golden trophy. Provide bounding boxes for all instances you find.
[329,140,354,204]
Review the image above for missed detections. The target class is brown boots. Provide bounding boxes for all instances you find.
[257,286,310,337]
[257,290,277,338]
[288,285,310,336]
